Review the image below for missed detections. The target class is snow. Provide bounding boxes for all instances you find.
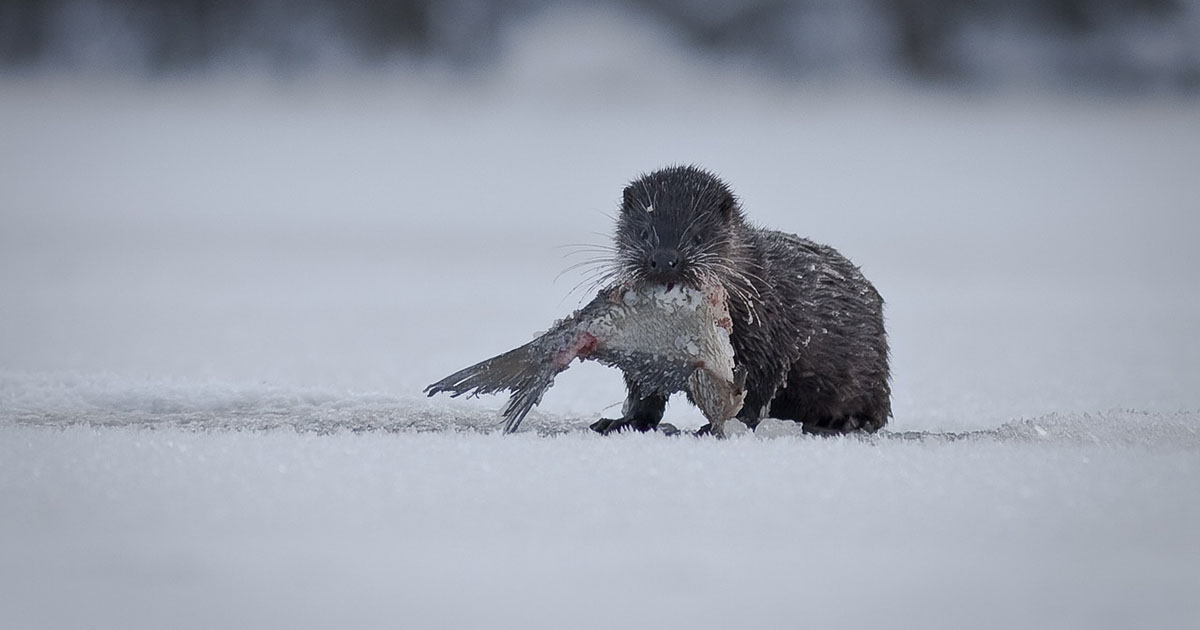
[2,418,1198,629]
[2,20,1200,628]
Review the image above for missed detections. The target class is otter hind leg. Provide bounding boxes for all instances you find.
[799,414,866,435]
[768,364,887,435]
[771,399,888,435]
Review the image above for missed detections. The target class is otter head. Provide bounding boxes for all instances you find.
[614,165,744,287]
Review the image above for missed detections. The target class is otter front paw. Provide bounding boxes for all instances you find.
[589,417,662,434]
[589,417,625,434]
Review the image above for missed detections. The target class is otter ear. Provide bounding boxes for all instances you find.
[621,186,637,213]
[718,194,739,219]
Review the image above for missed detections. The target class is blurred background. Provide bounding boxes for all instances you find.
[2,0,1199,431]
[2,0,1199,88]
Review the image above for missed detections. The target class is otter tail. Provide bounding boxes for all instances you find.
[424,342,558,434]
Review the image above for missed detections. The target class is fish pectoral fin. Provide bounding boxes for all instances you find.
[732,365,748,393]
[686,367,745,425]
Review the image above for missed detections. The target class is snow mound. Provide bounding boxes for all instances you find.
[0,372,582,435]
[883,410,1200,449]
[4,373,1196,449]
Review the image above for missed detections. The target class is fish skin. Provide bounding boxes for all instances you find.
[424,276,746,434]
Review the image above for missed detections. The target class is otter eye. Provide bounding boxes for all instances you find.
[693,235,703,246]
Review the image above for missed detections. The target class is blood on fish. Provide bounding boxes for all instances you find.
[553,331,598,368]
[577,332,599,357]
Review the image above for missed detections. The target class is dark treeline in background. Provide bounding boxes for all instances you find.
[1,0,1197,89]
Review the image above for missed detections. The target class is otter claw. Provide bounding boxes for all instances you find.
[590,417,672,435]
[589,417,626,434]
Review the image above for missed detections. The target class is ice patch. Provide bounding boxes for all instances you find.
[719,418,752,437]
[754,417,807,438]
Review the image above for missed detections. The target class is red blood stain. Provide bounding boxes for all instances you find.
[552,331,599,368]
[576,332,599,357]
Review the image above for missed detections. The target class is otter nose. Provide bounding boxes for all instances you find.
[649,248,680,271]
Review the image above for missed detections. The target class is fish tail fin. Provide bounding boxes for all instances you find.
[424,342,552,433]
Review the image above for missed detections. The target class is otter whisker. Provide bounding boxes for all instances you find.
[566,267,621,300]
[557,256,615,273]
[555,261,616,288]
[559,244,616,256]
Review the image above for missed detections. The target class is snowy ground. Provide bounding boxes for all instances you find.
[2,30,1200,628]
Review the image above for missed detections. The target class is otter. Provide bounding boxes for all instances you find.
[589,165,890,435]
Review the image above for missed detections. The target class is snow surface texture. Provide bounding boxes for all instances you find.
[3,20,1200,628]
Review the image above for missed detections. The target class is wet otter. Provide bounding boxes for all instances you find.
[590,165,890,435]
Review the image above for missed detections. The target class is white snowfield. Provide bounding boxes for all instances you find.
[3,23,1200,628]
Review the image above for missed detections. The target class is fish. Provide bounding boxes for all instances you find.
[424,275,747,435]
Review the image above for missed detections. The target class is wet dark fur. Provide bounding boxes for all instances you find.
[591,165,891,435]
